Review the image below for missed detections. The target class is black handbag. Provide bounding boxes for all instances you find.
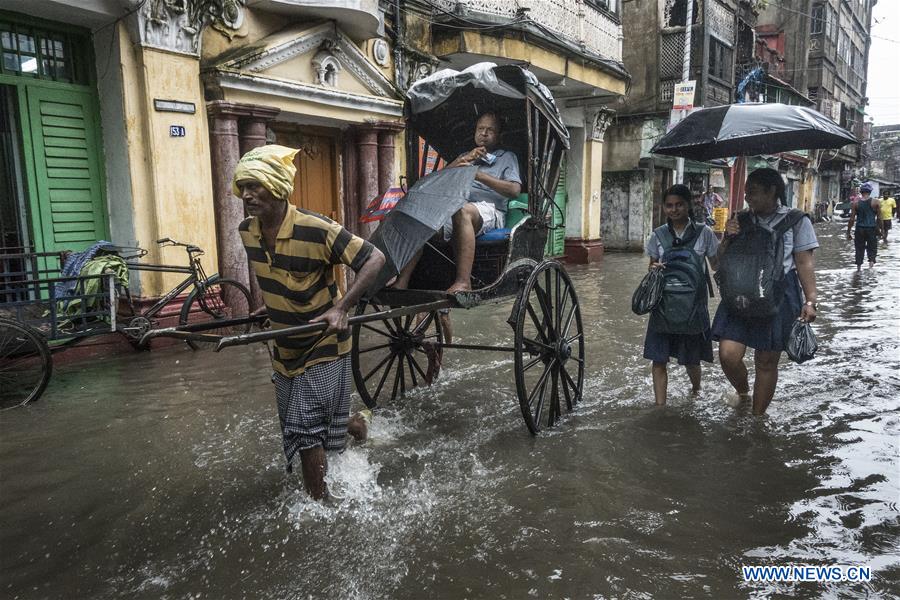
[631,268,664,315]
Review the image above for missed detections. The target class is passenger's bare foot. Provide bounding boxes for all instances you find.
[446,280,471,294]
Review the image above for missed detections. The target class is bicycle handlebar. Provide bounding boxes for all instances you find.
[156,238,204,254]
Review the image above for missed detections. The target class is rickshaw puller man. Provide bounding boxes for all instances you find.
[234,145,386,501]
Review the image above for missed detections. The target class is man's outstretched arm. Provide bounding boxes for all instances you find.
[312,248,386,334]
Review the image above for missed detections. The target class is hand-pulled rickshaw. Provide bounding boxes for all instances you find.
[145,63,584,434]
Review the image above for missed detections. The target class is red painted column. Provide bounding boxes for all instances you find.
[356,128,380,210]
[377,129,398,195]
[206,101,249,314]
[237,106,280,309]
[342,134,360,234]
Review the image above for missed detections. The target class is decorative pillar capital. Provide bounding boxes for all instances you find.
[131,0,245,56]
[587,107,616,142]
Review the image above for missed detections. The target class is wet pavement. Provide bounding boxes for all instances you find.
[1,221,898,599]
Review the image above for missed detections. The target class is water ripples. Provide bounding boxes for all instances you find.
[1,223,898,599]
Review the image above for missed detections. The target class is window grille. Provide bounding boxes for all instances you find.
[709,0,735,44]
[659,31,685,79]
[0,20,88,84]
[708,38,733,81]
[664,0,701,28]
[810,4,825,35]
[660,79,676,102]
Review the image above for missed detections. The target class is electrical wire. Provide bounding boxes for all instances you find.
[94,0,149,81]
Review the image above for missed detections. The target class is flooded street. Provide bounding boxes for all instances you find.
[2,222,898,599]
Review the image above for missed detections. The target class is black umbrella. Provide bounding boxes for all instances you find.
[651,103,857,161]
[366,165,478,293]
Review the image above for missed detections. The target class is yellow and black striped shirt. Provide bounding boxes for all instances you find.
[239,207,374,377]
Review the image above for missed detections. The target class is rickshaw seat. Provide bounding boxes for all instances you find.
[476,228,511,242]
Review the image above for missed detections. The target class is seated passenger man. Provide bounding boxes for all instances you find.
[393,111,522,293]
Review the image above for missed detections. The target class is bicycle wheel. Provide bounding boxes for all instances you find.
[0,318,52,409]
[179,277,252,350]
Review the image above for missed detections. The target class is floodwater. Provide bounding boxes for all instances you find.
[1,223,898,599]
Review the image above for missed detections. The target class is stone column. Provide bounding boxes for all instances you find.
[342,134,360,234]
[238,106,280,155]
[237,105,280,309]
[374,121,405,194]
[206,101,250,310]
[565,108,613,263]
[352,127,380,239]
[356,128,380,210]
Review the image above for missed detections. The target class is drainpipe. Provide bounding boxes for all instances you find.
[700,0,710,106]
[393,0,405,90]
[676,0,694,184]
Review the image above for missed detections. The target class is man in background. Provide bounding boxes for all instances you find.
[879,190,896,243]
[847,183,881,270]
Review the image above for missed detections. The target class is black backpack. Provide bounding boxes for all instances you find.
[648,223,711,335]
[716,209,807,319]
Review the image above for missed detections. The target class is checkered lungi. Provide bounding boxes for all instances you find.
[272,356,352,471]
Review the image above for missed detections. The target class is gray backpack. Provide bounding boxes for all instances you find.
[716,209,807,319]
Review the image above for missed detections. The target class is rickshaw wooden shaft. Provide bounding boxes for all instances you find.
[212,299,456,351]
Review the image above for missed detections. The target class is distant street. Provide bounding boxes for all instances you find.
[1,222,898,599]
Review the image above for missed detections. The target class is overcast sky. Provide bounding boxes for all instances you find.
[866,1,899,125]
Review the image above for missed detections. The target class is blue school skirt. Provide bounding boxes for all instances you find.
[711,269,802,352]
[643,318,714,366]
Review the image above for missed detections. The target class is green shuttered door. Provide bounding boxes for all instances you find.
[24,85,106,252]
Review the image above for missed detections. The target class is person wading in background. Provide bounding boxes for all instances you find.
[878,190,895,244]
[847,183,880,270]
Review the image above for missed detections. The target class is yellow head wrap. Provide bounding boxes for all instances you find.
[232,144,300,200]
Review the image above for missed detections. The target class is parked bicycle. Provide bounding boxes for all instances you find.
[0,238,253,409]
[119,238,253,350]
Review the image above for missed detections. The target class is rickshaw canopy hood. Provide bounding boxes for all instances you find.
[406,63,570,162]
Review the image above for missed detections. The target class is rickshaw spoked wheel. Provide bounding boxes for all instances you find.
[513,261,584,434]
[0,318,52,410]
[351,301,444,409]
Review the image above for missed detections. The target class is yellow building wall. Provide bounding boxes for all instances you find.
[120,25,218,297]
[800,174,815,213]
[201,10,287,60]
[582,139,604,239]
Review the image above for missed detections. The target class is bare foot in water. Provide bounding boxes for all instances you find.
[347,410,371,442]
[446,280,472,294]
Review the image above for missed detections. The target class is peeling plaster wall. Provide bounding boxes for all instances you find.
[565,128,585,238]
[601,169,652,251]
[95,24,139,291]
[119,42,218,297]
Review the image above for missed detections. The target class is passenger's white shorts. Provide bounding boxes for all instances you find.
[442,201,505,241]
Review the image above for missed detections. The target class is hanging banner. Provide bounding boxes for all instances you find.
[672,80,697,110]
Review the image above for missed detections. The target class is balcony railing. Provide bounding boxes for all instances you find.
[431,0,623,63]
